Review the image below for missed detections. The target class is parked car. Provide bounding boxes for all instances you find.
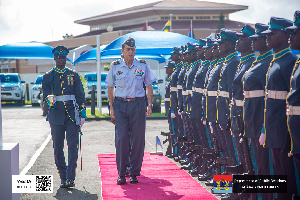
[0,73,26,106]
[152,81,162,113]
[84,73,108,101]
[30,75,43,106]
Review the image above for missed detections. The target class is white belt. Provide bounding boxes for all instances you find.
[182,91,188,95]
[232,98,244,107]
[55,95,76,101]
[244,90,265,98]
[177,85,182,90]
[194,87,205,94]
[218,90,229,98]
[171,87,177,92]
[165,98,170,102]
[187,90,193,95]
[286,105,300,116]
[207,91,218,97]
[266,90,288,100]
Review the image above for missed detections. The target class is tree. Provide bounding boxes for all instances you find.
[63,33,73,39]
[216,12,225,34]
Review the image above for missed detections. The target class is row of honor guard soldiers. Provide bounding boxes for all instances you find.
[163,11,300,200]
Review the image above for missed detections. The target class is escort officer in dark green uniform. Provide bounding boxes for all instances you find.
[243,23,274,200]
[286,12,300,197]
[216,29,240,166]
[262,17,298,199]
[42,46,87,188]
[231,24,256,172]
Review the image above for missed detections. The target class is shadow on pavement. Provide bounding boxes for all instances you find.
[54,187,98,200]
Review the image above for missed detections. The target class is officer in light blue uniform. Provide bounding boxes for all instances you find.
[42,46,87,188]
[287,11,300,184]
[105,37,156,185]
[262,17,298,199]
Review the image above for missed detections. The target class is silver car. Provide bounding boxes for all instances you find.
[0,73,26,106]
[30,75,43,106]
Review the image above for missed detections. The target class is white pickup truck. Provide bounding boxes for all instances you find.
[0,73,26,106]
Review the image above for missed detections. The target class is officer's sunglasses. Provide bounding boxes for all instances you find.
[55,55,66,59]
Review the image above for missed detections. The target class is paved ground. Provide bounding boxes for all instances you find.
[1,104,221,200]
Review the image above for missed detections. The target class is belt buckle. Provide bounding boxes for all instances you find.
[244,91,249,98]
[217,90,220,97]
[265,89,268,99]
[204,89,207,96]
[287,105,293,116]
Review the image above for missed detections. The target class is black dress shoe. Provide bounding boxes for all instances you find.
[129,175,138,183]
[66,179,75,187]
[117,176,126,185]
[198,172,213,181]
[205,179,214,186]
[60,180,67,188]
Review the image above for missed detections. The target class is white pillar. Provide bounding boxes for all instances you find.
[96,35,102,115]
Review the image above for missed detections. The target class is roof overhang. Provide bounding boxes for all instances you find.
[75,6,247,26]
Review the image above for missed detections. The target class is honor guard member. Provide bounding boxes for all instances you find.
[165,60,180,157]
[231,24,256,171]
[177,45,189,134]
[171,47,184,139]
[244,23,273,200]
[286,11,300,189]
[105,37,156,185]
[42,46,87,188]
[190,39,210,148]
[262,17,298,199]
[202,38,216,129]
[199,39,224,181]
[184,43,200,143]
[216,29,240,166]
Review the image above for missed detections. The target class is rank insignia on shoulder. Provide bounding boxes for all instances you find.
[116,71,123,75]
[46,68,54,74]
[140,60,146,64]
[113,60,120,65]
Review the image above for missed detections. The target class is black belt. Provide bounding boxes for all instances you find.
[115,96,144,102]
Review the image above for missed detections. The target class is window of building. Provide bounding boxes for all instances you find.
[161,16,176,20]
[178,16,194,20]
[195,16,211,20]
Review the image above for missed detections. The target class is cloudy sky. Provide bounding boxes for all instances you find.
[0,0,297,46]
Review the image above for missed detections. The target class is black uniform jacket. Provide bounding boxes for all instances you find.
[243,53,273,138]
[42,67,86,125]
[265,51,298,149]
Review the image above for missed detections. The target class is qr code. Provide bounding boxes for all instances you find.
[36,175,52,192]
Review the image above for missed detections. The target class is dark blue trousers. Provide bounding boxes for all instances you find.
[114,98,146,177]
[50,117,79,181]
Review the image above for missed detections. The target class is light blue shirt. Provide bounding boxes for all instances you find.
[105,58,157,98]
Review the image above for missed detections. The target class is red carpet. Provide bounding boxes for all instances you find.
[98,152,217,200]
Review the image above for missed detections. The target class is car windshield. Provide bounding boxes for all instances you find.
[85,74,107,82]
[0,74,19,83]
[35,76,43,84]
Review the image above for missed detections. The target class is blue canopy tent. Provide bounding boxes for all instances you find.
[101,31,199,56]
[74,31,199,65]
[0,42,72,63]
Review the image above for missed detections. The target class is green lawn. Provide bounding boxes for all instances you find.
[86,108,165,118]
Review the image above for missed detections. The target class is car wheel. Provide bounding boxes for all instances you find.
[17,97,24,106]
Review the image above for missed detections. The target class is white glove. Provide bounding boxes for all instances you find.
[203,120,206,125]
[219,124,223,131]
[171,113,176,118]
[259,133,265,146]
[80,118,86,127]
[178,110,181,115]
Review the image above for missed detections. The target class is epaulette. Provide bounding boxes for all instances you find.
[139,60,146,64]
[66,67,76,73]
[112,60,120,65]
[46,68,54,75]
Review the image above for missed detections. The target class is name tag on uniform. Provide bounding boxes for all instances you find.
[67,75,74,85]
[134,69,145,76]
